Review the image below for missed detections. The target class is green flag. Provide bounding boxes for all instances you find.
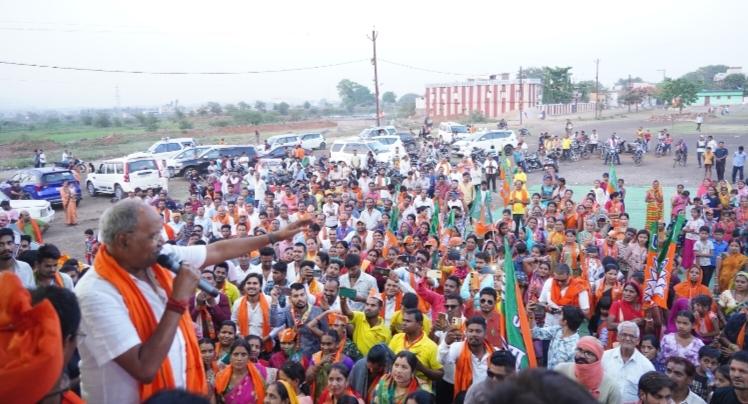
[606,162,618,194]
[429,200,440,236]
[502,237,536,369]
[445,209,455,229]
[470,189,483,220]
[389,185,401,233]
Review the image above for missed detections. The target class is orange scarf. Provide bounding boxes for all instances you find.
[298,277,322,295]
[236,294,270,338]
[61,391,85,404]
[163,224,175,241]
[561,243,579,270]
[54,272,64,288]
[381,292,402,318]
[93,245,206,400]
[213,214,231,225]
[214,363,265,403]
[407,272,431,313]
[550,278,586,306]
[454,340,493,397]
[739,322,747,349]
[17,217,42,243]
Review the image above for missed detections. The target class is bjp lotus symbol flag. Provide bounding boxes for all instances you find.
[502,237,537,369]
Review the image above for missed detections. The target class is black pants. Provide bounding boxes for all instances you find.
[435,379,454,404]
[487,173,498,192]
[513,213,524,235]
[716,161,726,181]
[697,151,703,167]
[701,265,715,287]
[733,166,744,183]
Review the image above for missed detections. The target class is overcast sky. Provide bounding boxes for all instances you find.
[0,0,745,110]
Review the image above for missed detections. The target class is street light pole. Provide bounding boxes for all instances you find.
[594,59,600,119]
[369,29,381,126]
[519,66,524,126]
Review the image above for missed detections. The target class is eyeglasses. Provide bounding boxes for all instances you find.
[618,332,638,341]
[480,299,495,305]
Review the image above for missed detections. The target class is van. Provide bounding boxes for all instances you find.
[86,157,167,199]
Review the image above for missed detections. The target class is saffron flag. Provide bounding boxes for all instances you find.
[606,163,618,194]
[502,237,537,369]
[643,215,685,309]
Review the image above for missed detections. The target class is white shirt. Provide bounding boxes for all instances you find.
[9,259,35,289]
[76,244,207,404]
[677,390,706,404]
[601,346,655,404]
[440,341,489,385]
[538,278,590,327]
[339,271,378,311]
[358,208,382,231]
[229,263,254,284]
[37,271,75,291]
[230,294,272,337]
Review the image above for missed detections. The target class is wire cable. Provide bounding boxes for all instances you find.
[0,59,368,75]
[380,59,489,77]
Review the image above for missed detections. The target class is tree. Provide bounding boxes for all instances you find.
[224,104,238,114]
[575,80,602,103]
[381,91,397,104]
[336,79,375,112]
[178,120,193,130]
[615,77,644,87]
[144,115,159,132]
[720,73,746,90]
[93,112,111,128]
[274,102,290,115]
[237,101,251,111]
[681,65,729,88]
[519,67,545,81]
[542,67,574,104]
[620,87,652,112]
[206,102,223,115]
[254,101,267,113]
[659,78,698,113]
[233,110,263,125]
[397,93,419,118]
[303,101,312,109]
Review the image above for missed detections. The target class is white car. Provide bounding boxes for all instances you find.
[146,137,196,156]
[437,122,470,143]
[0,192,55,223]
[298,132,327,150]
[329,139,393,168]
[266,134,301,149]
[370,135,407,155]
[358,126,397,139]
[452,130,518,157]
[86,157,167,200]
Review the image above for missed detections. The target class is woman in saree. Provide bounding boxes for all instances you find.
[214,339,267,404]
[644,180,664,230]
[607,281,645,346]
[719,271,748,319]
[673,266,712,302]
[371,351,421,404]
[307,330,355,402]
[717,240,748,293]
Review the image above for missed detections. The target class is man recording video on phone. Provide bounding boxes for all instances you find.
[75,199,309,403]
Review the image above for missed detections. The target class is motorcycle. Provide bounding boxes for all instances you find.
[54,158,88,174]
[632,143,644,166]
[602,145,621,165]
[655,140,667,157]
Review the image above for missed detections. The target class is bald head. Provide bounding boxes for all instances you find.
[99,199,157,246]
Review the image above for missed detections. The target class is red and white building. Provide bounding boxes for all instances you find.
[424,76,543,119]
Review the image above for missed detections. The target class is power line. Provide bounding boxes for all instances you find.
[379,59,489,77]
[0,59,368,75]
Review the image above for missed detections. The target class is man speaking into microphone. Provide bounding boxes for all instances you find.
[75,199,309,403]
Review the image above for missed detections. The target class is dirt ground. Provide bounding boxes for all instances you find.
[39,106,748,260]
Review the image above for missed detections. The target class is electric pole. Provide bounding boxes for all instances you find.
[594,59,600,119]
[627,74,632,113]
[368,29,381,126]
[519,66,524,126]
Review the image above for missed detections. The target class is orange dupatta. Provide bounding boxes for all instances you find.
[17,217,43,243]
[93,245,206,400]
[214,363,265,403]
[236,294,270,338]
[380,292,402,318]
[454,340,493,397]
[550,278,586,307]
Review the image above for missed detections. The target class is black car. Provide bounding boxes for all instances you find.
[172,145,258,176]
[396,131,418,149]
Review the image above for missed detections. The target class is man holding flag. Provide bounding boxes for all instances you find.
[501,237,537,369]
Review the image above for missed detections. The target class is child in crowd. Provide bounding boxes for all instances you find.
[690,345,719,402]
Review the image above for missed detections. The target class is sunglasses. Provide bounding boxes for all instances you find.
[480,299,495,305]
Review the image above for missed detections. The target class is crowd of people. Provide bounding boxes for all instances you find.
[6,123,748,404]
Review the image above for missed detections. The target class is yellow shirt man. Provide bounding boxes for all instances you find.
[389,331,442,388]
[389,310,432,336]
[351,311,392,355]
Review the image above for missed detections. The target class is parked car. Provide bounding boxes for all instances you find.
[395,131,418,149]
[437,122,470,143]
[330,138,394,167]
[298,132,327,150]
[86,157,167,200]
[370,135,407,155]
[0,190,55,223]
[145,137,197,156]
[258,144,314,171]
[266,134,301,149]
[197,145,259,171]
[164,146,213,177]
[1,167,82,205]
[452,130,518,157]
[358,126,397,139]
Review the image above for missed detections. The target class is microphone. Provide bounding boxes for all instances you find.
[157,253,220,298]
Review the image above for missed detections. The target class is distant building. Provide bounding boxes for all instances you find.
[713,67,743,82]
[424,75,542,119]
[695,90,744,106]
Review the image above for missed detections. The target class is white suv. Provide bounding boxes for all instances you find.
[452,130,518,157]
[298,132,326,149]
[330,139,394,168]
[437,122,470,143]
[266,134,300,149]
[86,157,167,200]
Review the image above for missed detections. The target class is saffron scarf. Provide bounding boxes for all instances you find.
[214,363,265,403]
[17,217,43,243]
[318,387,360,404]
[381,292,402,319]
[236,294,271,350]
[574,336,604,399]
[93,245,206,400]
[453,340,493,397]
[550,278,586,306]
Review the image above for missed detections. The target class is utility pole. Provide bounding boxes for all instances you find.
[594,59,600,119]
[627,74,632,113]
[519,66,524,126]
[368,29,381,126]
